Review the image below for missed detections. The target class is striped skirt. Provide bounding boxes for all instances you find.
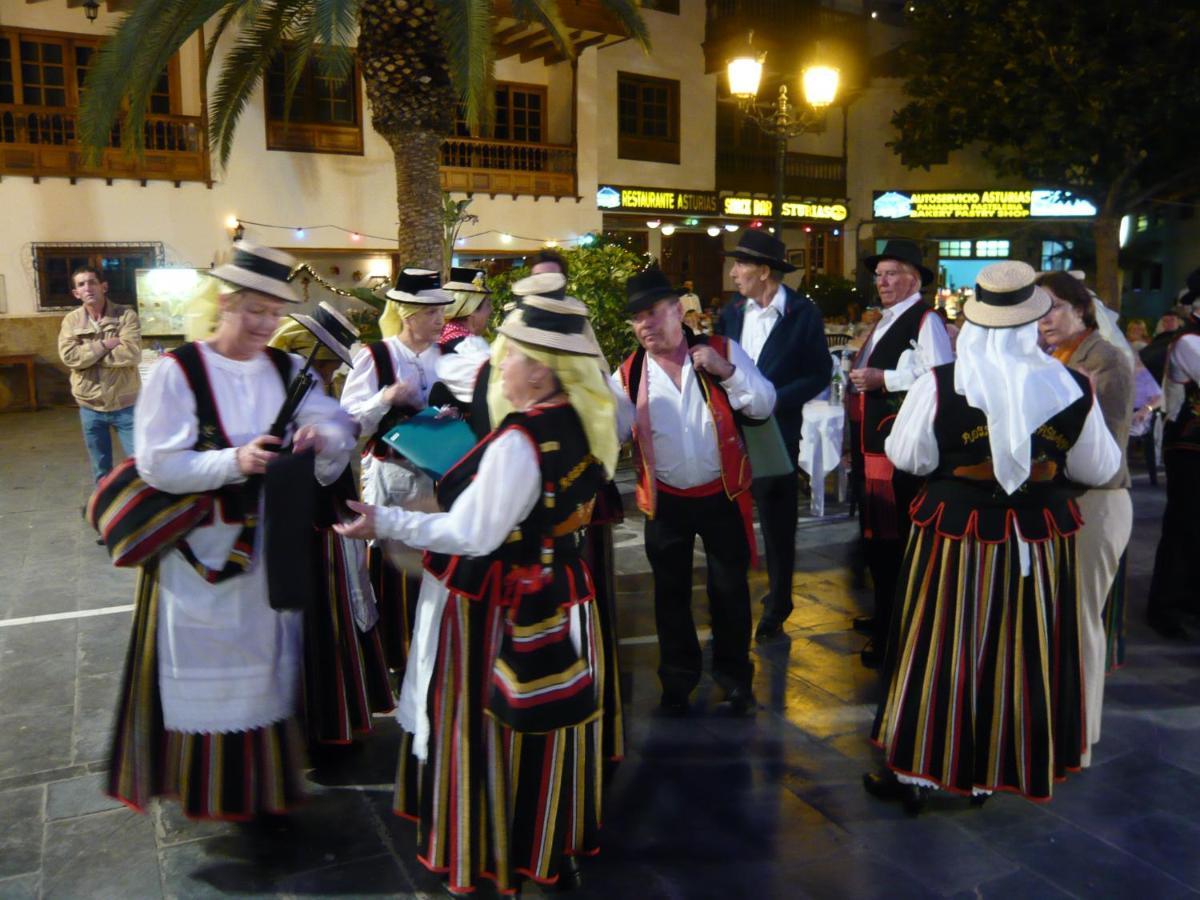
[1103,551,1128,672]
[368,545,422,673]
[584,522,625,763]
[394,593,604,895]
[872,523,1085,801]
[303,531,394,747]
[107,563,308,820]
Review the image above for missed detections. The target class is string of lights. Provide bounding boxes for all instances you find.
[226,216,598,248]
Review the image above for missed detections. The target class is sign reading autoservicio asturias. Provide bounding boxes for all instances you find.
[873,189,1098,220]
[596,185,719,215]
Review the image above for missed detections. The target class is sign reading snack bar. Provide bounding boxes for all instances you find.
[873,189,1098,220]
[596,185,719,215]
[721,196,848,222]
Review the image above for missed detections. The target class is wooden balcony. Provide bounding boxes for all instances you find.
[439,137,576,199]
[716,149,846,199]
[0,104,210,184]
[492,0,632,64]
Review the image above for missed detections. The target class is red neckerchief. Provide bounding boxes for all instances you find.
[439,320,473,346]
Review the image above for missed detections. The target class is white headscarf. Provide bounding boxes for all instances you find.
[953,320,1084,495]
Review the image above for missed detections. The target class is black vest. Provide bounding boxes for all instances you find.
[424,401,605,599]
[911,362,1093,541]
[1164,324,1200,452]
[363,341,421,458]
[860,300,933,454]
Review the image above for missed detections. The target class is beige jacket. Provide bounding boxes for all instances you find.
[1068,329,1133,490]
[57,301,142,411]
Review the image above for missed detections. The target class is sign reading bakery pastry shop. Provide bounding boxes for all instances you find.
[873,189,1098,220]
[721,196,848,222]
[595,185,719,215]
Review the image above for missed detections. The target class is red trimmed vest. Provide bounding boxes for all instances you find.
[362,340,421,459]
[618,334,752,519]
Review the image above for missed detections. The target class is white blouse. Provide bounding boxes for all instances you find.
[433,334,491,404]
[1164,333,1200,421]
[135,341,356,734]
[341,336,441,436]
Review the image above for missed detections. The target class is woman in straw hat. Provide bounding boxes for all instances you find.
[268,303,394,754]
[341,269,452,672]
[107,243,357,820]
[866,261,1121,812]
[428,266,493,419]
[336,295,618,895]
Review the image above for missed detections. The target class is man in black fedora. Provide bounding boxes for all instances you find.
[847,239,953,666]
[716,229,832,641]
[614,267,777,715]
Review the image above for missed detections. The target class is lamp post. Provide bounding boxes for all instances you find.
[727,48,839,236]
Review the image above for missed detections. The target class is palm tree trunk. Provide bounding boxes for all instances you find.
[382,127,445,269]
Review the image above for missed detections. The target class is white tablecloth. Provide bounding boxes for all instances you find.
[798,400,845,516]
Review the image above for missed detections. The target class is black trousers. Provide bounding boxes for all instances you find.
[752,472,800,623]
[1147,448,1200,617]
[644,488,753,700]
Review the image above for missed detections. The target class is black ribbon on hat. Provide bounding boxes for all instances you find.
[520,304,586,334]
[974,282,1035,307]
[232,248,292,283]
[314,306,357,348]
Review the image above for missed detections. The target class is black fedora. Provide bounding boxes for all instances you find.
[625,267,680,315]
[724,229,796,273]
[863,239,935,286]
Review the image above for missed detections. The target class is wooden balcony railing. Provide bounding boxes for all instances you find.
[439,136,576,198]
[0,104,209,184]
[716,149,846,199]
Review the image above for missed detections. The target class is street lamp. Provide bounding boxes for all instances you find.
[726,46,839,235]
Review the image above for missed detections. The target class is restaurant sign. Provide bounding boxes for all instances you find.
[721,196,848,222]
[873,189,1098,220]
[596,185,719,215]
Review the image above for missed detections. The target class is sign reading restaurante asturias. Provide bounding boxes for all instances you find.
[596,185,719,215]
[873,189,1098,220]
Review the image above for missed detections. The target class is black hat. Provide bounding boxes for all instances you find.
[443,266,490,293]
[625,267,680,315]
[724,229,796,273]
[385,268,453,305]
[863,239,935,287]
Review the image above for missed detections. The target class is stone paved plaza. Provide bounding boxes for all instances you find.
[1,407,1199,899]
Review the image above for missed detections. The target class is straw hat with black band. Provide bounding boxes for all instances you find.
[284,301,360,366]
[725,229,797,274]
[863,238,935,287]
[962,260,1053,328]
[211,241,302,303]
[442,267,491,321]
[493,296,619,478]
[380,268,454,339]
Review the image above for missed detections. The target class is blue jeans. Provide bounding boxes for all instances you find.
[79,405,135,482]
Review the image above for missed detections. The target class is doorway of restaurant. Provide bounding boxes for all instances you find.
[660,232,723,304]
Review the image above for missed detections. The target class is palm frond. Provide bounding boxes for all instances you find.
[439,0,496,133]
[508,0,574,59]
[204,3,248,75]
[208,0,310,168]
[78,0,230,162]
[596,0,651,52]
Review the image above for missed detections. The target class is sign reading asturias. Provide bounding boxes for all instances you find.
[721,197,848,221]
[596,185,719,214]
[873,189,1098,220]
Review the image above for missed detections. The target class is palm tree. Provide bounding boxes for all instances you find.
[79,0,648,268]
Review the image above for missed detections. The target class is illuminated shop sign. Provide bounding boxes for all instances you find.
[873,189,1098,220]
[595,185,719,214]
[721,196,848,221]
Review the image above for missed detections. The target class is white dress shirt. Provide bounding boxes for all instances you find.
[1163,333,1200,421]
[611,339,776,490]
[433,334,490,403]
[341,336,440,435]
[739,284,787,364]
[884,370,1121,488]
[863,293,955,392]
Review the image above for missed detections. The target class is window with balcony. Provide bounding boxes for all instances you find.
[0,26,199,182]
[265,46,363,155]
[617,71,679,164]
[455,82,546,143]
[33,242,163,312]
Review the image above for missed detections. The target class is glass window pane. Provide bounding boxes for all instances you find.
[20,41,40,63]
[44,66,64,87]
[44,88,65,107]
[43,44,62,64]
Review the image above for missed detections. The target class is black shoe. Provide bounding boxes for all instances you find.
[860,639,883,669]
[557,855,583,892]
[95,537,106,546]
[862,769,904,801]
[721,685,757,716]
[970,793,989,808]
[852,616,875,636]
[1147,611,1189,640]
[657,695,690,717]
[901,784,929,817]
[755,616,786,642]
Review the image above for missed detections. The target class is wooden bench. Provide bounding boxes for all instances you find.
[0,354,38,410]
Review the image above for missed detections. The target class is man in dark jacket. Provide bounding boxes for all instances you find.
[717,230,831,640]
